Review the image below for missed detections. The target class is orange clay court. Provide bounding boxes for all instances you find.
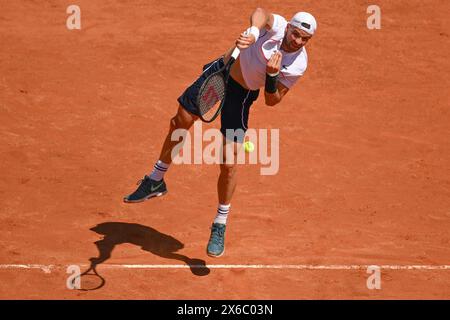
[0,0,449,299]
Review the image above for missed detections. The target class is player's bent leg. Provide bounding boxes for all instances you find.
[123,105,197,203]
[159,104,198,164]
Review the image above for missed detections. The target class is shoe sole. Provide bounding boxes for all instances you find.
[207,247,225,258]
[123,190,167,203]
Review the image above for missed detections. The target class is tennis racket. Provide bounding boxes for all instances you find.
[196,47,240,123]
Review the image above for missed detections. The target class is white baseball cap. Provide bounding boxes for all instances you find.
[290,12,317,35]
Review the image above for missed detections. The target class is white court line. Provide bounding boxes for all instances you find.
[1,264,450,274]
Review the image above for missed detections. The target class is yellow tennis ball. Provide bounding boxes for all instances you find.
[244,141,255,153]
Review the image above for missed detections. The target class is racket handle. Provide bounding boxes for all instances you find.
[231,47,240,60]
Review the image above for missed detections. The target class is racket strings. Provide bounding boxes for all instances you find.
[198,73,226,119]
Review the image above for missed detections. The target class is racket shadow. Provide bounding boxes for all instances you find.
[88,222,210,279]
[76,262,106,291]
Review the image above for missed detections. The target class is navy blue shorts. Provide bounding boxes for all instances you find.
[177,58,260,143]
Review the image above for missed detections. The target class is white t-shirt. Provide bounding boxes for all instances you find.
[239,14,308,90]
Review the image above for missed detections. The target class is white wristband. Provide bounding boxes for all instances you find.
[246,26,260,41]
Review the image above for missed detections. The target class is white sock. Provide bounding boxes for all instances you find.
[214,203,230,225]
[149,160,169,181]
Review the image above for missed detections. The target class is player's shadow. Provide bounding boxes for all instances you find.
[88,222,210,277]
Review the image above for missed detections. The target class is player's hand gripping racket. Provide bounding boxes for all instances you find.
[196,47,240,123]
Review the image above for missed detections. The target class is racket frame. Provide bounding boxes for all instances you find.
[196,47,240,123]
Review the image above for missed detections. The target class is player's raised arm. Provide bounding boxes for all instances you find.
[250,7,273,31]
[236,8,273,50]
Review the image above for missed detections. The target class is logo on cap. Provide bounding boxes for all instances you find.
[301,22,311,29]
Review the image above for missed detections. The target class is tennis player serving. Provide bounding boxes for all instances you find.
[124,8,317,257]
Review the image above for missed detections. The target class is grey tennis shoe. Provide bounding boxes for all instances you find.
[123,175,167,203]
[207,223,226,257]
